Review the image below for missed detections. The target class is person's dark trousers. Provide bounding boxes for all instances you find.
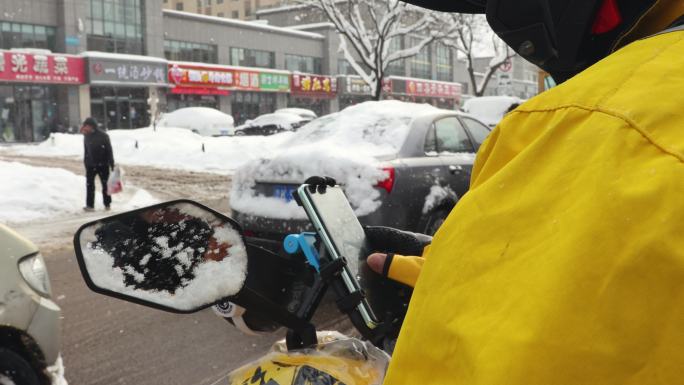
[86,166,111,208]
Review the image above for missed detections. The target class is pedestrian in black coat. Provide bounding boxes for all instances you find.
[81,117,115,211]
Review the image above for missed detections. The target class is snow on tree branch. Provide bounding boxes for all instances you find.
[438,13,516,96]
[299,0,447,100]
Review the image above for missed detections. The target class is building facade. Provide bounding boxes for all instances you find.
[0,0,534,142]
[163,0,282,20]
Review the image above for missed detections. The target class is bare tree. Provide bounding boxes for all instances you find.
[440,14,515,97]
[300,0,444,100]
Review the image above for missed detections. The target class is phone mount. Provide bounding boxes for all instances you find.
[281,176,396,351]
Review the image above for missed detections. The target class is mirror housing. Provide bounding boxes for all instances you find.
[74,200,249,313]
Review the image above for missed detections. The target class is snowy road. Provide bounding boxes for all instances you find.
[1,154,232,250]
[1,154,350,385]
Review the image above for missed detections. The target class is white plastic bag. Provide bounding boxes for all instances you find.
[107,166,124,195]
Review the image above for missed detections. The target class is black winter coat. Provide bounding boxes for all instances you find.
[84,129,114,169]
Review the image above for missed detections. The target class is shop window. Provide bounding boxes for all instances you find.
[0,85,59,142]
[0,22,57,51]
[386,37,404,76]
[231,47,275,68]
[285,54,323,74]
[231,91,275,125]
[435,43,453,82]
[90,86,150,130]
[87,0,145,55]
[409,36,432,80]
[164,39,218,63]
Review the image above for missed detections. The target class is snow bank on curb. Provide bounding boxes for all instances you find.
[0,127,292,175]
[0,161,158,224]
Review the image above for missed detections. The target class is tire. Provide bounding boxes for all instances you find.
[423,208,450,236]
[234,131,245,136]
[0,348,41,385]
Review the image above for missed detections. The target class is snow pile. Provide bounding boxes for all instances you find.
[462,96,525,127]
[275,107,317,119]
[422,184,458,214]
[47,355,68,385]
[78,202,248,310]
[0,161,157,224]
[231,101,442,218]
[158,107,235,137]
[1,127,292,174]
[237,112,307,132]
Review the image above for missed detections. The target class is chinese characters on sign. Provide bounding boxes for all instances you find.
[259,72,290,92]
[0,51,84,84]
[168,64,234,87]
[405,79,461,98]
[343,76,391,96]
[88,58,167,86]
[291,74,337,97]
[168,62,291,93]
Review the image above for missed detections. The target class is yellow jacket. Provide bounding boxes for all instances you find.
[384,20,684,385]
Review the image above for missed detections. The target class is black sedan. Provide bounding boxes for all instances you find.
[228,101,491,252]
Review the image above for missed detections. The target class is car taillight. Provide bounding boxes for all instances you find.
[376,167,395,193]
[243,230,256,237]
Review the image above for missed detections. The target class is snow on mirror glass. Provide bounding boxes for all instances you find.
[78,202,248,311]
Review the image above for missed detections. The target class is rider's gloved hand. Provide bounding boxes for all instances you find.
[364,226,432,288]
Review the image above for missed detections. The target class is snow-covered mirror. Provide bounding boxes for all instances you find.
[74,200,248,313]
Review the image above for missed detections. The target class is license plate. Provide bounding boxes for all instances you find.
[273,184,297,202]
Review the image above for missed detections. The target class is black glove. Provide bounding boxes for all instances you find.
[364,225,432,256]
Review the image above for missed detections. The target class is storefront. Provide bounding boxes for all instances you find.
[288,74,337,116]
[230,70,289,125]
[0,50,84,142]
[389,77,462,110]
[167,62,289,125]
[86,54,168,130]
[167,62,229,111]
[338,76,392,110]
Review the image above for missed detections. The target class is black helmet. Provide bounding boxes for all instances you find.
[405,0,658,82]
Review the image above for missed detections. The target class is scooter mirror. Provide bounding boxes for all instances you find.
[73,200,249,313]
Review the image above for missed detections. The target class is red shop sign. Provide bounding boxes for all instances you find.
[233,69,261,91]
[170,86,229,96]
[0,51,84,84]
[406,80,461,98]
[168,63,234,89]
[291,74,337,97]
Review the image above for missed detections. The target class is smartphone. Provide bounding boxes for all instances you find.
[296,184,379,328]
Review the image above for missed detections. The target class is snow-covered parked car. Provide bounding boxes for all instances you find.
[234,112,309,136]
[462,96,526,127]
[274,108,318,121]
[157,107,235,136]
[0,224,63,385]
[229,100,492,253]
